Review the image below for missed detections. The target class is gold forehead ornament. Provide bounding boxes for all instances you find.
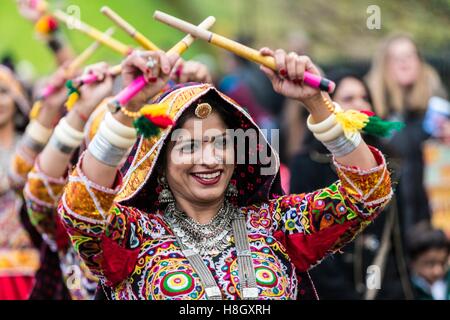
[194,103,212,119]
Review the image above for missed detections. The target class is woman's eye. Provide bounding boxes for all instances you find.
[214,136,230,149]
[180,141,199,153]
[342,96,354,103]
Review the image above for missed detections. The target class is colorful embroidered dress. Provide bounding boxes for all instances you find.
[58,84,392,300]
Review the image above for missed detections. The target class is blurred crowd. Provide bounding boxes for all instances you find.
[1,1,449,300]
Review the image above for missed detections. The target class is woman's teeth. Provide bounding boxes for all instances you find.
[193,172,221,180]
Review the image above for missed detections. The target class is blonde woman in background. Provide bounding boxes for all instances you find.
[366,33,447,232]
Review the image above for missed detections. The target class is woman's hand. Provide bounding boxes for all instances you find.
[67,62,114,131]
[16,0,44,23]
[37,65,70,128]
[259,48,331,122]
[171,60,212,84]
[121,50,180,111]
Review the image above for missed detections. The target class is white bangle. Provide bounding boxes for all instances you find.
[99,122,136,149]
[25,121,53,145]
[306,102,343,133]
[54,124,83,148]
[313,122,344,142]
[59,117,84,141]
[104,112,137,139]
[307,113,336,133]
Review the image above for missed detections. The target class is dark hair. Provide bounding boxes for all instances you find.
[327,68,373,107]
[173,90,238,131]
[406,221,450,261]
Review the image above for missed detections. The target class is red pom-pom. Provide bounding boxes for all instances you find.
[47,17,59,32]
[360,110,375,117]
[144,115,174,129]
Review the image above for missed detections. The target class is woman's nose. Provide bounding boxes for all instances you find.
[201,143,221,166]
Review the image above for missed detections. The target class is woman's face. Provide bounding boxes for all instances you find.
[165,111,235,205]
[0,85,15,127]
[333,77,372,111]
[387,38,421,87]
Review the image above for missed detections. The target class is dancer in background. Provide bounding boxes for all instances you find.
[0,65,38,300]
[366,34,447,231]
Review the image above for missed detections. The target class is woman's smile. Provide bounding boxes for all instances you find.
[190,169,223,186]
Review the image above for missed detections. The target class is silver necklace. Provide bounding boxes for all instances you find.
[164,201,258,299]
[164,201,238,256]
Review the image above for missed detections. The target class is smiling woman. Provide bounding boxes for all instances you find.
[55,49,393,300]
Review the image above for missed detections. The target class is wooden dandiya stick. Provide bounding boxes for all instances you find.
[39,27,116,100]
[154,11,336,93]
[74,16,215,89]
[66,27,116,75]
[101,6,160,51]
[110,16,216,108]
[53,9,133,57]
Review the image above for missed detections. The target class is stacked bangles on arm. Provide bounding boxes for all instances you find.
[22,120,54,154]
[49,117,84,155]
[88,111,137,167]
[307,102,362,158]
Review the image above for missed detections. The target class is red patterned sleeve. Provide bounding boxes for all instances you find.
[58,153,142,286]
[244,146,392,272]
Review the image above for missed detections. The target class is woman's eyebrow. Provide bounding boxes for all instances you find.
[206,132,228,141]
[175,138,196,144]
[175,132,228,144]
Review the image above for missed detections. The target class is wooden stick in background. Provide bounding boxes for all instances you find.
[39,27,116,99]
[54,9,133,56]
[111,16,216,108]
[154,11,336,93]
[74,16,215,90]
[100,6,160,51]
[66,27,116,75]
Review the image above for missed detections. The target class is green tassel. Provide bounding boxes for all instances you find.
[133,117,160,139]
[65,80,79,95]
[363,116,405,138]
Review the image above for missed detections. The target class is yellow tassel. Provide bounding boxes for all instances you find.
[29,101,42,120]
[35,16,50,34]
[66,92,80,111]
[335,109,369,139]
[139,103,170,117]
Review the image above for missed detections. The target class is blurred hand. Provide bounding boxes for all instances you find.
[75,62,114,113]
[16,0,44,23]
[121,50,180,111]
[171,60,212,84]
[40,64,71,118]
[259,48,322,108]
[66,62,114,131]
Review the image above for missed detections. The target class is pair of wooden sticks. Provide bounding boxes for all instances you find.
[45,5,335,103]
